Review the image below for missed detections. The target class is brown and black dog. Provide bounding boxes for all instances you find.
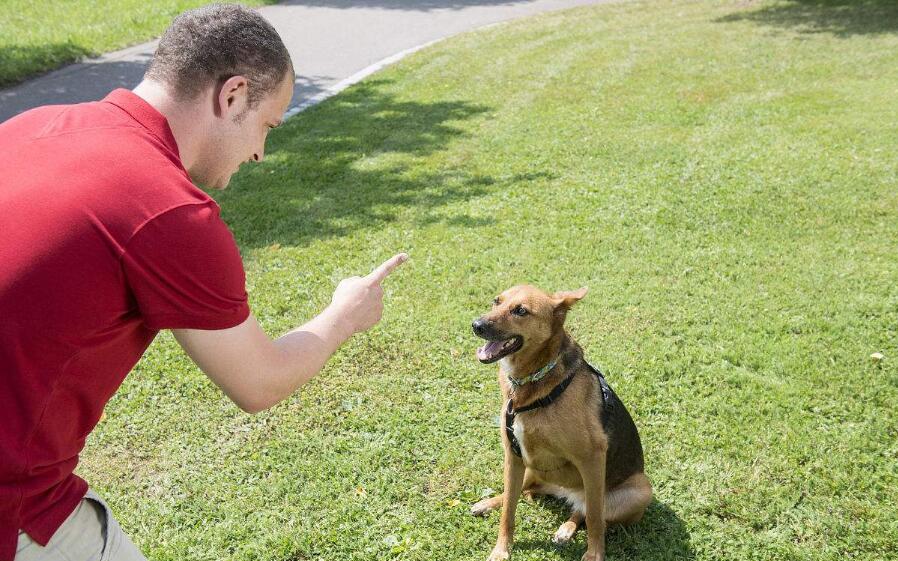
[470,285,652,561]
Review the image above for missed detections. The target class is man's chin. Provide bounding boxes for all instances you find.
[191,172,232,190]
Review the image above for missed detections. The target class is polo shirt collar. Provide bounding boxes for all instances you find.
[103,89,182,161]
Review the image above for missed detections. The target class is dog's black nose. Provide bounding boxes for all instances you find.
[472,318,489,336]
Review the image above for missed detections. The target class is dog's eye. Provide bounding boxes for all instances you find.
[511,305,528,317]
[493,297,500,306]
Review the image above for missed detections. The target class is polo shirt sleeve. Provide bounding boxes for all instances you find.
[121,202,251,330]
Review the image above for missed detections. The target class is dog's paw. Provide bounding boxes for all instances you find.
[471,497,499,517]
[552,521,578,545]
[581,550,603,561]
[487,548,510,561]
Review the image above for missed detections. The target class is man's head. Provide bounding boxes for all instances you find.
[143,3,295,188]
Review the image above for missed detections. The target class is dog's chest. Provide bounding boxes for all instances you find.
[510,414,567,471]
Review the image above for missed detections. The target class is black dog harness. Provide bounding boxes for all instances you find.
[504,361,612,458]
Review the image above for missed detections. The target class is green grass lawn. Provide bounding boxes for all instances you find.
[80,0,897,559]
[0,0,275,86]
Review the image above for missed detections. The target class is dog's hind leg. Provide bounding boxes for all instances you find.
[520,470,546,500]
[552,509,584,544]
[603,472,653,525]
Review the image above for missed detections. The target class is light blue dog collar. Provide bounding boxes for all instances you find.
[506,353,561,387]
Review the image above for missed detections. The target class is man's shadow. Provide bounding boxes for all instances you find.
[514,497,694,560]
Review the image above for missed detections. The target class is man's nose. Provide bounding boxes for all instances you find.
[472,318,491,336]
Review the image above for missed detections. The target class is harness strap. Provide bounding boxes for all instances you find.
[503,361,612,458]
[586,361,613,421]
[504,399,522,457]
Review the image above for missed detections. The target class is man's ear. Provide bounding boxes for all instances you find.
[552,287,588,310]
[215,75,249,119]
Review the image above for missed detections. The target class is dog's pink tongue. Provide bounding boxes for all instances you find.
[476,341,502,361]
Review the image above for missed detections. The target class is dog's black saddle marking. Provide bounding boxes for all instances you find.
[504,362,611,458]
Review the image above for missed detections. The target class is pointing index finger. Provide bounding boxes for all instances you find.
[366,252,409,284]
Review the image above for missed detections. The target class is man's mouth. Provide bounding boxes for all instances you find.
[476,336,523,364]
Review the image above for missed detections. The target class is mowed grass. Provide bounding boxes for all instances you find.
[0,0,275,86]
[80,1,898,560]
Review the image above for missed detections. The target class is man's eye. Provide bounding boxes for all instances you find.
[512,305,528,317]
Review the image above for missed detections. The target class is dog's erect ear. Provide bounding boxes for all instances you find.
[552,287,588,310]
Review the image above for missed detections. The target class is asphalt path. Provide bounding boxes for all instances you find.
[0,0,613,123]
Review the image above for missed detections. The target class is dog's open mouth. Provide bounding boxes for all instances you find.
[476,336,523,364]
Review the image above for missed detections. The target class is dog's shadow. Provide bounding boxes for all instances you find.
[514,497,694,561]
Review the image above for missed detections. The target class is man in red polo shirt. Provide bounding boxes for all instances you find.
[0,5,407,560]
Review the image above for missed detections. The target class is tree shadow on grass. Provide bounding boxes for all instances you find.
[717,0,898,37]
[217,78,554,249]
[514,498,693,561]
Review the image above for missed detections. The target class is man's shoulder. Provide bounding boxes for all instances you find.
[2,98,211,251]
[1,99,134,140]
[3,92,182,171]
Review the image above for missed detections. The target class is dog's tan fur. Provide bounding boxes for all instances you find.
[471,285,652,561]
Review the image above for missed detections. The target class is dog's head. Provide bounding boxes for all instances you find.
[472,284,588,364]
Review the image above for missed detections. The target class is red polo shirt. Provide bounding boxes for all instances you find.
[0,90,251,559]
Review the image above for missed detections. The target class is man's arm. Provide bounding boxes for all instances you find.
[172,253,407,413]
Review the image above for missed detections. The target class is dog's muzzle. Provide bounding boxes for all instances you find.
[472,318,492,338]
[472,317,523,363]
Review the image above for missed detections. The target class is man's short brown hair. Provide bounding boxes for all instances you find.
[145,3,293,108]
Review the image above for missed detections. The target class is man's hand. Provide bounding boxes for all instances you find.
[327,252,409,335]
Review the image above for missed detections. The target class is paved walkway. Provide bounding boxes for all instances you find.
[0,0,612,123]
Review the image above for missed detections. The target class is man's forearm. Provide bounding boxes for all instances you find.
[175,253,407,414]
[172,307,355,414]
[263,304,356,405]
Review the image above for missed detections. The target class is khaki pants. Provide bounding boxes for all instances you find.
[15,489,145,561]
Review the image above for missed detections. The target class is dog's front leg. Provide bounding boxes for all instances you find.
[577,447,607,561]
[489,446,525,560]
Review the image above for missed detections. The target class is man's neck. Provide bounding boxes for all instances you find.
[132,80,206,170]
